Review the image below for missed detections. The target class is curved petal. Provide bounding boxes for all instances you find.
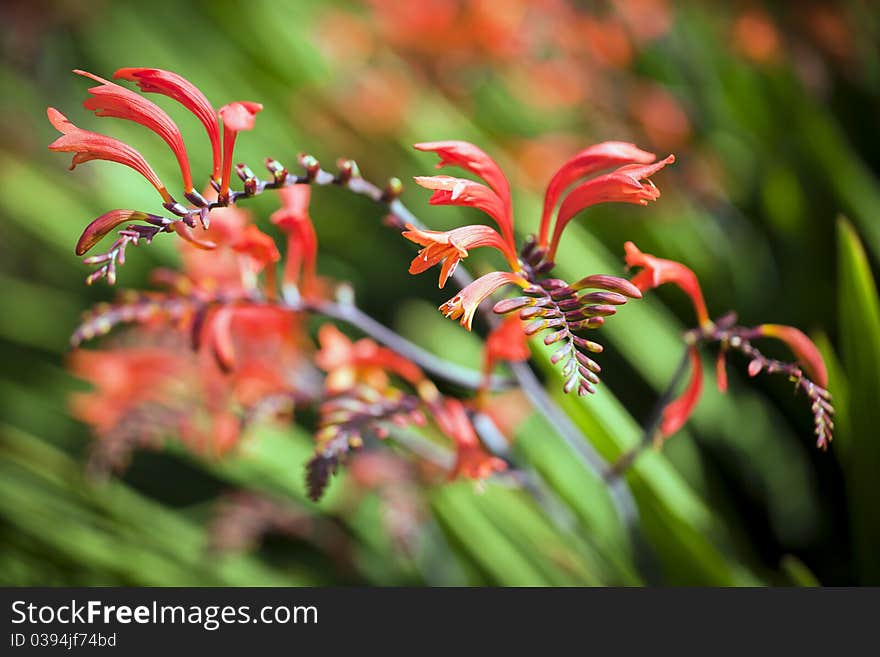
[114,67,221,181]
[171,222,218,250]
[76,209,150,256]
[414,140,515,251]
[433,397,507,480]
[660,346,703,438]
[549,155,674,259]
[403,223,514,287]
[75,69,193,192]
[47,107,170,202]
[540,141,656,245]
[218,101,263,198]
[271,185,318,295]
[624,241,710,327]
[439,271,529,330]
[756,324,828,388]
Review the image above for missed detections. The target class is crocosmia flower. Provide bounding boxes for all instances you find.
[624,241,710,327]
[114,67,222,182]
[75,69,195,194]
[48,107,171,202]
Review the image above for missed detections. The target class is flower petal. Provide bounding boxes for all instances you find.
[76,209,150,256]
[47,107,170,202]
[660,346,703,438]
[439,271,528,331]
[756,324,828,388]
[75,69,194,192]
[114,67,221,181]
[540,141,656,245]
[624,241,710,327]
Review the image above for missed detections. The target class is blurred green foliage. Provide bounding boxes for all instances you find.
[1,0,878,585]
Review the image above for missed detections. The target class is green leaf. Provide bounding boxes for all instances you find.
[836,217,880,583]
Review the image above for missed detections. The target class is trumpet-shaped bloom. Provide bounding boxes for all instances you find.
[549,155,674,259]
[47,108,170,202]
[756,324,828,388]
[439,271,529,331]
[414,140,515,252]
[114,67,221,182]
[271,185,319,298]
[413,175,512,248]
[660,346,703,438]
[539,141,657,245]
[403,223,516,287]
[75,69,194,193]
[624,241,710,327]
[218,101,263,199]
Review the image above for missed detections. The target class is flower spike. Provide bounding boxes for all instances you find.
[47,108,171,202]
[114,67,221,183]
[74,69,194,193]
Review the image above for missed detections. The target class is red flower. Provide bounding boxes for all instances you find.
[414,140,515,253]
[548,155,674,259]
[483,313,530,374]
[403,223,516,287]
[232,224,281,272]
[755,324,828,388]
[271,185,319,298]
[539,141,656,246]
[434,398,507,480]
[75,209,151,256]
[218,101,263,201]
[114,67,222,182]
[69,346,182,436]
[439,271,529,331]
[659,345,703,439]
[315,324,425,394]
[624,241,711,327]
[47,108,170,202]
[75,70,194,194]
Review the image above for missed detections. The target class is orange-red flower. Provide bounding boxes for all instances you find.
[439,271,529,331]
[315,324,425,394]
[218,101,263,201]
[483,313,530,374]
[624,241,710,327]
[548,155,674,259]
[75,210,151,256]
[755,324,828,388]
[659,345,703,439]
[539,141,656,245]
[403,223,516,287]
[414,140,515,252]
[271,185,319,298]
[433,398,507,480]
[47,108,171,202]
[75,69,195,194]
[114,67,222,182]
[69,346,182,436]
